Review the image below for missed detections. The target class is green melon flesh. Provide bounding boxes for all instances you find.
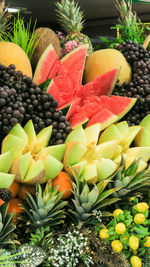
[68,143,87,166]
[42,154,63,180]
[9,123,28,143]
[115,121,129,137]
[83,164,97,183]
[134,128,150,147]
[69,161,87,178]
[96,158,117,181]
[24,159,45,184]
[40,144,66,161]
[33,125,52,153]
[125,147,150,162]
[24,120,37,145]
[1,135,26,161]
[95,140,117,159]
[84,123,101,146]
[0,173,14,188]
[140,114,150,132]
[0,151,12,173]
[120,126,141,151]
[65,125,87,145]
[99,124,123,144]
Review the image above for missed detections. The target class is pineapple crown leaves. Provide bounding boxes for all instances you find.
[115,0,136,26]
[111,155,150,197]
[21,183,67,230]
[0,202,15,247]
[68,179,120,227]
[29,226,53,252]
[55,0,85,34]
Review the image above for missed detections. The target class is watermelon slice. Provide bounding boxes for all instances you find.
[33,45,136,129]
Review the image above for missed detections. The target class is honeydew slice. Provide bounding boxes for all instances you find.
[120,125,141,151]
[140,114,150,132]
[65,125,87,145]
[113,144,122,159]
[125,147,150,162]
[0,173,14,188]
[69,161,87,178]
[11,152,32,183]
[83,164,97,183]
[95,140,117,159]
[0,151,13,173]
[24,159,45,184]
[9,123,28,144]
[99,124,122,144]
[24,120,37,145]
[68,143,87,166]
[84,123,101,145]
[125,156,147,172]
[1,135,26,161]
[40,144,66,161]
[116,121,129,137]
[42,154,63,180]
[134,128,150,147]
[96,158,117,181]
[33,125,52,153]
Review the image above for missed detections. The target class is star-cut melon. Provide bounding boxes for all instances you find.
[0,151,14,188]
[2,120,66,184]
[63,123,118,183]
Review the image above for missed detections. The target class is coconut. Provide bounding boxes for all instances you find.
[31,27,61,70]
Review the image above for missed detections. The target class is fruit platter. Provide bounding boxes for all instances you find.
[0,0,150,266]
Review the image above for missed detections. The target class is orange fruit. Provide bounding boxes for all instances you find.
[9,181,20,198]
[18,184,36,200]
[7,198,23,223]
[0,199,5,206]
[52,171,73,199]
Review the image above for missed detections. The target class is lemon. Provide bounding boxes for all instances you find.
[134,213,145,224]
[144,236,150,247]
[129,235,139,250]
[115,222,126,234]
[111,240,123,253]
[130,256,142,267]
[113,209,123,218]
[99,228,109,239]
[136,202,149,212]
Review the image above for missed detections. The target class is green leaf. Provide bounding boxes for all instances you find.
[87,185,99,205]
[38,79,52,92]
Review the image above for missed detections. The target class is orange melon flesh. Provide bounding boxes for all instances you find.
[0,42,32,77]
[85,48,132,85]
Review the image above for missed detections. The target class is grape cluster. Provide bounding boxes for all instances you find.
[0,63,72,144]
[113,41,150,125]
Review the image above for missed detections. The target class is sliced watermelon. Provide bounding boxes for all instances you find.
[33,45,136,129]
[33,44,58,85]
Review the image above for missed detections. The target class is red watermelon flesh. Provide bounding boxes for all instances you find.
[33,44,58,85]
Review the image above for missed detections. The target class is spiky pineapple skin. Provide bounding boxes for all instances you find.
[66,32,93,55]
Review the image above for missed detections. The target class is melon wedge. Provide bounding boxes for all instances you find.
[99,124,123,144]
[11,152,32,183]
[1,135,26,161]
[40,144,66,161]
[82,164,97,183]
[96,158,117,181]
[0,173,14,188]
[0,151,13,173]
[24,159,45,184]
[42,154,63,180]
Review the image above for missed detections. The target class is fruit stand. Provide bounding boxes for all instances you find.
[0,0,150,266]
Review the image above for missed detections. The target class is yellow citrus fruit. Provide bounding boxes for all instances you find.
[144,236,150,247]
[129,235,139,250]
[130,256,142,267]
[111,240,123,253]
[99,228,109,239]
[132,250,137,255]
[136,202,149,213]
[115,223,126,234]
[0,42,32,77]
[134,213,145,224]
[113,209,123,218]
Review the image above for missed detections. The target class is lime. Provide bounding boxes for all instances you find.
[111,240,123,253]
[144,236,150,247]
[129,235,139,250]
[130,256,142,267]
[115,222,126,234]
[136,202,149,213]
[99,228,109,239]
[134,213,145,224]
[113,209,123,218]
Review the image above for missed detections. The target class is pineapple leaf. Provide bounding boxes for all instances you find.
[98,198,120,209]
[96,188,120,203]
[87,185,99,205]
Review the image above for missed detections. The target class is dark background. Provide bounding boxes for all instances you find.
[5,0,150,39]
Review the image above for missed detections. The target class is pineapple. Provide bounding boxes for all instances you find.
[55,0,93,55]
[110,156,150,198]
[68,169,120,228]
[0,202,15,247]
[20,181,67,231]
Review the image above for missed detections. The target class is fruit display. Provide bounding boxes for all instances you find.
[0,0,150,266]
